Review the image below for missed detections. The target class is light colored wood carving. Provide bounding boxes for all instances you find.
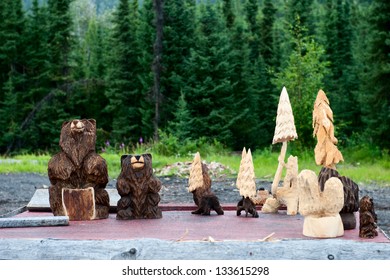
[236,148,257,198]
[62,187,96,221]
[271,87,298,195]
[313,89,343,169]
[188,152,205,192]
[298,169,344,238]
[261,197,280,213]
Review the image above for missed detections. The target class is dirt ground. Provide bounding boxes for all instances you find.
[0,173,388,237]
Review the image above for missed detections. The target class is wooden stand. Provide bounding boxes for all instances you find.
[62,187,96,221]
[303,215,344,238]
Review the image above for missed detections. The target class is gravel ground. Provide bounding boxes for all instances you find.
[0,173,389,238]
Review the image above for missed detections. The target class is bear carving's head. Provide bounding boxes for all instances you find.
[120,154,153,178]
[59,119,97,167]
[360,195,374,212]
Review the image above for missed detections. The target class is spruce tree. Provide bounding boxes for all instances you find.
[359,0,390,149]
[105,0,143,144]
[182,3,235,146]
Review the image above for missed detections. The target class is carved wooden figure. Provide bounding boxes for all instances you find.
[318,167,359,229]
[188,152,224,215]
[48,119,110,220]
[359,195,378,239]
[298,170,344,238]
[236,148,259,218]
[116,154,162,220]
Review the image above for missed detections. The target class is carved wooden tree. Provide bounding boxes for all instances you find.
[298,170,344,238]
[116,154,162,220]
[314,89,359,230]
[236,148,259,218]
[48,119,110,221]
[313,89,343,169]
[359,195,378,238]
[188,152,224,215]
[271,86,298,196]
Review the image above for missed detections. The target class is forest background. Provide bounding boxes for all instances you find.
[0,0,389,176]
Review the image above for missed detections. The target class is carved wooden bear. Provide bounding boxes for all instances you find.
[318,167,359,229]
[359,195,378,239]
[48,119,110,220]
[237,197,259,218]
[116,154,162,220]
[191,163,224,216]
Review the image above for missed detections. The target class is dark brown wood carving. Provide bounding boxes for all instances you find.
[359,195,378,238]
[318,167,359,229]
[48,119,110,220]
[237,197,259,218]
[116,154,162,220]
[191,164,224,216]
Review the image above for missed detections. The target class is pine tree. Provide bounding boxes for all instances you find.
[359,0,390,149]
[160,0,196,131]
[222,0,235,29]
[182,2,235,145]
[105,0,143,144]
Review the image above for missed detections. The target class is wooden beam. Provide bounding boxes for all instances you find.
[0,216,69,228]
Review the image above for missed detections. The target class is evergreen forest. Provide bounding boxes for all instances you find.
[0,0,389,156]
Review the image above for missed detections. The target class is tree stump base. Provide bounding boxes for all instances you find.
[62,187,96,221]
[303,215,344,238]
[341,212,356,230]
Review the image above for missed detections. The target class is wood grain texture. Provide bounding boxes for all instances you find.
[62,187,95,220]
[0,238,389,260]
[0,216,68,228]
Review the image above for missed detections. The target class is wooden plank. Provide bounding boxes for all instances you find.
[0,216,69,228]
[62,187,95,220]
[0,238,389,260]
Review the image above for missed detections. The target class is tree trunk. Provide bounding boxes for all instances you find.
[153,0,164,142]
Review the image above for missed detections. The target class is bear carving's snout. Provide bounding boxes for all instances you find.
[130,155,145,169]
[71,120,85,132]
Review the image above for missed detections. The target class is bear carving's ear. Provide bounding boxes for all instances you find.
[121,155,128,166]
[87,119,96,127]
[61,120,70,128]
[144,153,152,160]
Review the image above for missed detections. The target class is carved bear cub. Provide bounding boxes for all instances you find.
[116,154,162,220]
[359,195,378,239]
[48,119,110,220]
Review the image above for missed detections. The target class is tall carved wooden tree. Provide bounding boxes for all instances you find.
[271,86,298,196]
[314,89,359,230]
[313,89,343,169]
[236,148,258,217]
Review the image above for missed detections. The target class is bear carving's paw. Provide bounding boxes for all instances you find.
[116,209,134,220]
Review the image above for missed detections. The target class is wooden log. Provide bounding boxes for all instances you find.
[0,216,69,228]
[0,238,389,260]
[62,187,95,220]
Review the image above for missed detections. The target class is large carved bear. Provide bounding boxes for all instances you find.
[48,119,110,219]
[116,154,162,220]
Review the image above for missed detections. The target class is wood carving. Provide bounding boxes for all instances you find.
[236,148,258,218]
[298,169,344,238]
[318,167,359,229]
[48,119,110,220]
[271,86,298,196]
[313,89,343,169]
[62,187,95,220]
[116,154,162,219]
[188,152,224,215]
[359,195,378,239]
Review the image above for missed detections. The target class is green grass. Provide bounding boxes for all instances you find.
[0,150,389,186]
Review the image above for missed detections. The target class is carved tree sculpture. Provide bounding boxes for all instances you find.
[359,195,378,239]
[188,152,224,215]
[271,86,298,196]
[116,154,162,220]
[313,89,343,169]
[236,148,259,218]
[298,170,344,238]
[48,119,110,220]
[314,89,359,229]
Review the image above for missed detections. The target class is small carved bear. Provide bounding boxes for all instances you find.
[237,197,259,218]
[116,154,162,220]
[191,164,224,216]
[48,119,110,219]
[359,195,378,239]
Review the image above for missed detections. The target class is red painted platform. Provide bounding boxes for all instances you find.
[1,207,388,243]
